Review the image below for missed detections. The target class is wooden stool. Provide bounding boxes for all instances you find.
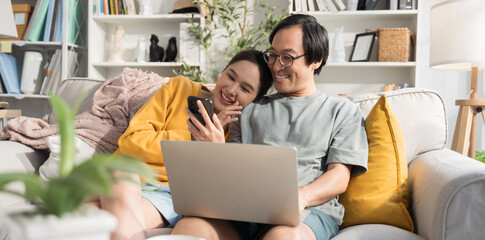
[452,99,485,158]
[451,67,484,159]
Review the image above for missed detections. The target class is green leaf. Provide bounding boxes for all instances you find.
[44,179,89,216]
[95,154,156,182]
[48,95,76,177]
[0,173,46,205]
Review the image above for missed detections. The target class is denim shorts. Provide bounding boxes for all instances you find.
[230,207,339,240]
[141,182,183,227]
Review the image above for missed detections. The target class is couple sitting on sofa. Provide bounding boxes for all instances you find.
[90,14,368,240]
[0,14,368,240]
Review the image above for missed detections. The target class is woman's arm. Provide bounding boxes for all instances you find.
[118,79,192,165]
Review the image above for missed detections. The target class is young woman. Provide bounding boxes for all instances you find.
[97,50,273,240]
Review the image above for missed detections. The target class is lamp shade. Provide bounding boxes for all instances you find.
[430,0,485,71]
[0,1,18,39]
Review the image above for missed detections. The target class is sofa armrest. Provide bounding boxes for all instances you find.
[0,141,48,208]
[409,148,485,240]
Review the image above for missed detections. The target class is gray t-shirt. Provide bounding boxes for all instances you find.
[228,91,368,225]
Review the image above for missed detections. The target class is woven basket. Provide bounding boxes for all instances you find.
[377,28,411,62]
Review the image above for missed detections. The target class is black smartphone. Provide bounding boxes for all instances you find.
[187,96,214,126]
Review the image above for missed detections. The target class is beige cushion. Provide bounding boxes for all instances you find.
[48,78,103,124]
[332,224,423,240]
[0,141,48,208]
[348,88,447,163]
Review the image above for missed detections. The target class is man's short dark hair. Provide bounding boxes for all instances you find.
[269,14,329,75]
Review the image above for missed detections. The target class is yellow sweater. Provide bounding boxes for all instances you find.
[118,76,208,184]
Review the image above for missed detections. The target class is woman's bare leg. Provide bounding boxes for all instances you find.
[100,172,168,240]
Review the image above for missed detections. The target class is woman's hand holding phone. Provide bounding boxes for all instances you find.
[186,100,225,143]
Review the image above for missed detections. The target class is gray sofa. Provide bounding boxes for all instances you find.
[1,78,485,240]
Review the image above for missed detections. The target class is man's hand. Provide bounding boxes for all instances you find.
[297,164,352,210]
[186,100,225,143]
[298,187,310,212]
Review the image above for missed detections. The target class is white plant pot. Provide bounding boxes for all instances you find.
[4,207,117,240]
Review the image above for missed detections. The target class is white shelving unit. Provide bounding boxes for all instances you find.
[0,0,88,119]
[291,6,420,96]
[87,0,203,80]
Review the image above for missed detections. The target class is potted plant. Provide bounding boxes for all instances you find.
[176,0,289,83]
[0,95,154,240]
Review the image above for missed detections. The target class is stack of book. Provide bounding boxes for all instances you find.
[39,49,78,95]
[292,0,347,12]
[94,0,137,15]
[23,0,83,44]
[292,0,417,12]
[0,49,78,95]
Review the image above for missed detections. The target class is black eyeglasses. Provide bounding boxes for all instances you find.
[263,50,305,68]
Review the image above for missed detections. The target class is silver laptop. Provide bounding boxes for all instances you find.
[160,140,304,227]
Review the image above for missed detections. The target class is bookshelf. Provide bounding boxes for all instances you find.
[290,2,421,96]
[0,0,88,120]
[87,0,204,80]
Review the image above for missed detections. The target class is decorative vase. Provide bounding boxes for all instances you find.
[331,26,345,62]
[139,0,153,15]
[3,207,117,240]
[20,51,43,94]
[108,26,125,63]
[346,0,358,11]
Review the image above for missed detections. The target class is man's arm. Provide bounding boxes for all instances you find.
[298,163,352,211]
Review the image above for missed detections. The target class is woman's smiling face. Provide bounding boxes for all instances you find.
[212,60,261,112]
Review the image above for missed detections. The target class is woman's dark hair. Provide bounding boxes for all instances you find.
[269,14,329,75]
[225,50,273,99]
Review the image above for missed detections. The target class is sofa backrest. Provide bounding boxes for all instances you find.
[348,88,447,164]
[50,79,447,164]
[47,78,104,124]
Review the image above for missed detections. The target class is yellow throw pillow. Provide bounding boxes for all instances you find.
[339,95,414,232]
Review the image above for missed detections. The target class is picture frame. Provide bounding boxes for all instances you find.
[349,32,376,62]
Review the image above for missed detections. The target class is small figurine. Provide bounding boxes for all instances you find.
[136,36,146,62]
[149,34,164,62]
[164,37,178,62]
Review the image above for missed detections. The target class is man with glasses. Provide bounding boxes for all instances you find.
[173,14,368,240]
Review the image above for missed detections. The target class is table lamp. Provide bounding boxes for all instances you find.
[430,0,485,158]
[0,1,18,39]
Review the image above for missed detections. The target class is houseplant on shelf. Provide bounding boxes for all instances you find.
[176,0,288,83]
[0,95,154,240]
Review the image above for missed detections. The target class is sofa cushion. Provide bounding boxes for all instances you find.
[48,78,104,124]
[0,141,48,208]
[348,88,447,164]
[340,95,414,231]
[331,224,423,240]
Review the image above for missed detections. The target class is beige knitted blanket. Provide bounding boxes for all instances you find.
[0,68,169,153]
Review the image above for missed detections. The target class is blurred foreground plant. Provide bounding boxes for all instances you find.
[0,95,154,216]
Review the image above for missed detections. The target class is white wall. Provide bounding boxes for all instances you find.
[263,0,485,150]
